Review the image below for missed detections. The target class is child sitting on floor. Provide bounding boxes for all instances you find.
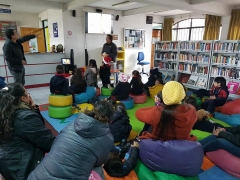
[84,59,98,87]
[103,141,139,178]
[109,102,132,143]
[130,70,143,95]
[148,78,164,100]
[111,73,131,101]
[202,77,229,115]
[185,96,224,133]
[69,68,87,94]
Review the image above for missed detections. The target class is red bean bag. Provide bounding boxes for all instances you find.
[130,93,147,104]
[96,87,101,96]
[221,99,240,115]
[206,149,240,178]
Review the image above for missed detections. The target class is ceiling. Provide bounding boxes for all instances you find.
[0,0,238,17]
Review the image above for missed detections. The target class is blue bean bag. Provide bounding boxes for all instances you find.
[120,97,134,110]
[214,112,240,127]
[139,139,204,177]
[75,86,96,104]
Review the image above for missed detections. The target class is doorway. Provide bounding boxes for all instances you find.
[151,23,162,69]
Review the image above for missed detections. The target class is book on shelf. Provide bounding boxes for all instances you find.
[227,81,240,94]
[211,68,240,79]
[178,74,190,83]
[196,77,207,87]
[187,75,199,85]
[158,62,177,70]
[213,42,240,52]
[155,42,178,50]
[212,55,239,65]
[155,52,178,60]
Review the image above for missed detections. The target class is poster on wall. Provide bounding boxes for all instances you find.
[67,30,72,38]
[124,28,145,48]
[53,22,58,38]
[0,21,17,40]
[29,38,38,53]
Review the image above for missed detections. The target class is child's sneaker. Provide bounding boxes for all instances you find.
[107,84,113,90]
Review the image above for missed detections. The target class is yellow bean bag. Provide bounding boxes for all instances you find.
[72,103,94,114]
[149,84,164,100]
[49,94,73,107]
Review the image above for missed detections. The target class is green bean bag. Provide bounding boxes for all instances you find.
[191,118,231,141]
[48,105,72,119]
[101,87,113,96]
[196,97,202,106]
[135,160,199,180]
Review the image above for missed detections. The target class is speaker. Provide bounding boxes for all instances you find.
[72,10,76,17]
[115,15,119,21]
[96,9,102,13]
[146,16,153,24]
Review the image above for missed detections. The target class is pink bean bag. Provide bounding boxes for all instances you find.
[89,170,102,180]
[130,93,147,104]
[206,149,240,178]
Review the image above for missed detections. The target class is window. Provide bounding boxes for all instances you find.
[172,18,205,41]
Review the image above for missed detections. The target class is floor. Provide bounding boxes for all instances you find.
[28,75,149,105]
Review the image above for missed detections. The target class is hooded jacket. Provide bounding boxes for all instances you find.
[0,107,55,180]
[50,73,69,95]
[109,111,132,142]
[28,113,114,180]
[136,105,197,141]
[111,82,131,100]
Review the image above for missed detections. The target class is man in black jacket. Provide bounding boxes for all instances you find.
[102,34,118,62]
[2,29,36,85]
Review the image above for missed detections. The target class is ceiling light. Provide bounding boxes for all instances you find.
[112,1,136,7]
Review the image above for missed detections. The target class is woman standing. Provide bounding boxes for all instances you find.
[28,101,115,180]
[0,83,55,180]
[102,34,118,62]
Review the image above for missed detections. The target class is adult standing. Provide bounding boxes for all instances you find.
[2,29,36,85]
[102,34,118,62]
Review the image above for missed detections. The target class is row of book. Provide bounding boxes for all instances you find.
[212,55,240,66]
[179,64,208,75]
[211,67,240,79]
[154,61,177,70]
[179,54,210,63]
[213,42,240,52]
[155,42,178,50]
[178,74,207,87]
[155,52,178,60]
[180,42,211,51]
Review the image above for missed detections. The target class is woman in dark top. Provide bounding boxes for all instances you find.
[69,68,87,94]
[101,34,118,62]
[130,70,143,95]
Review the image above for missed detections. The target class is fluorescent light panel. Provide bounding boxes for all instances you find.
[112,1,137,7]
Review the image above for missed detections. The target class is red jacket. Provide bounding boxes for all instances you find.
[136,105,197,141]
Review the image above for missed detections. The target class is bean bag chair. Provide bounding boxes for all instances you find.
[103,170,138,180]
[96,87,101,96]
[196,97,202,107]
[130,93,147,104]
[214,113,240,126]
[101,87,113,96]
[48,105,72,118]
[134,160,199,180]
[75,86,96,104]
[206,149,240,178]
[120,97,134,110]
[149,84,164,100]
[72,103,94,114]
[139,139,203,176]
[220,99,240,115]
[49,94,73,106]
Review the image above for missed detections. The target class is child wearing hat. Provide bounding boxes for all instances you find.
[136,81,197,141]
[111,73,131,101]
[99,57,113,89]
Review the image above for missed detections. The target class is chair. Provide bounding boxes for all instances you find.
[137,52,150,76]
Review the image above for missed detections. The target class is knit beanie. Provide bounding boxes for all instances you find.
[162,81,186,105]
[118,73,130,83]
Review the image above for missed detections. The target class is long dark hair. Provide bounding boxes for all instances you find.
[103,152,122,174]
[0,83,26,142]
[156,104,179,140]
[132,70,142,85]
[71,68,86,87]
[89,59,98,72]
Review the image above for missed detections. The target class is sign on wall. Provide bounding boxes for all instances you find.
[67,30,72,38]
[0,8,11,14]
[0,21,17,40]
[53,22,58,38]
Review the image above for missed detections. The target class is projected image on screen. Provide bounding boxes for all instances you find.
[85,12,113,34]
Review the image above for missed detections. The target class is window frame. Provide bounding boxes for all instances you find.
[172,18,205,41]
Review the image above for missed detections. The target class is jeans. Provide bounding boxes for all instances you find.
[199,135,240,158]
[10,66,25,85]
[202,99,226,113]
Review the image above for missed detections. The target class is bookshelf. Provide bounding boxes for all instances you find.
[117,47,125,72]
[154,40,240,98]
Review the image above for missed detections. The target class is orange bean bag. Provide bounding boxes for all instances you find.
[103,170,138,180]
[220,99,240,115]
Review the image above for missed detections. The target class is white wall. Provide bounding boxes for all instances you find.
[220,16,231,40]
[62,8,163,74]
[0,11,39,54]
